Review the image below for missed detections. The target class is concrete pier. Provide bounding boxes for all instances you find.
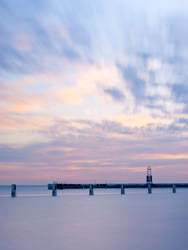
[172,184,176,193]
[48,183,188,190]
[52,184,57,197]
[11,184,16,197]
[89,184,94,196]
[121,184,125,195]
[148,184,152,194]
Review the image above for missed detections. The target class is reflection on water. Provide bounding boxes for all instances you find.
[0,186,188,250]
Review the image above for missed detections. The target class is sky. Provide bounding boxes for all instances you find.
[0,0,188,184]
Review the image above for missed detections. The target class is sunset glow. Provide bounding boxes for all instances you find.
[0,0,188,184]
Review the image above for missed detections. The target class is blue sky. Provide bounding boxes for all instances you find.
[0,0,188,184]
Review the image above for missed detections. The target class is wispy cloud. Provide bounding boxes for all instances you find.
[0,0,188,183]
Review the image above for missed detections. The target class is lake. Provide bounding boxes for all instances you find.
[0,186,188,250]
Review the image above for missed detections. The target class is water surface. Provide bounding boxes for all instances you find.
[0,186,187,250]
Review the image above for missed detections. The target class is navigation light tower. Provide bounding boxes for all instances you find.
[146,166,152,184]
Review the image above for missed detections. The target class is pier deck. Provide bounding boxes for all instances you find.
[48,183,188,190]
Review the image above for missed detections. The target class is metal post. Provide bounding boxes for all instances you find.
[148,183,152,194]
[89,184,94,196]
[11,184,16,197]
[52,184,57,197]
[172,184,176,193]
[121,184,125,195]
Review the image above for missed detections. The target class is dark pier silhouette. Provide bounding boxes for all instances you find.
[10,167,188,197]
[48,167,188,193]
[48,182,188,190]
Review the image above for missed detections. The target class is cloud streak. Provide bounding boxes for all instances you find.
[0,0,188,183]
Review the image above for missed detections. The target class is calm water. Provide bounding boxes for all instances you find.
[0,186,188,250]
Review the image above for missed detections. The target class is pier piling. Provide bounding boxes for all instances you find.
[148,184,152,194]
[172,184,176,193]
[11,184,16,197]
[52,184,57,197]
[89,184,94,196]
[121,184,125,195]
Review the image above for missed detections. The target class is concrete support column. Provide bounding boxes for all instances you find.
[121,184,125,195]
[11,184,16,197]
[52,184,57,197]
[148,184,152,194]
[89,184,94,196]
[172,184,176,193]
